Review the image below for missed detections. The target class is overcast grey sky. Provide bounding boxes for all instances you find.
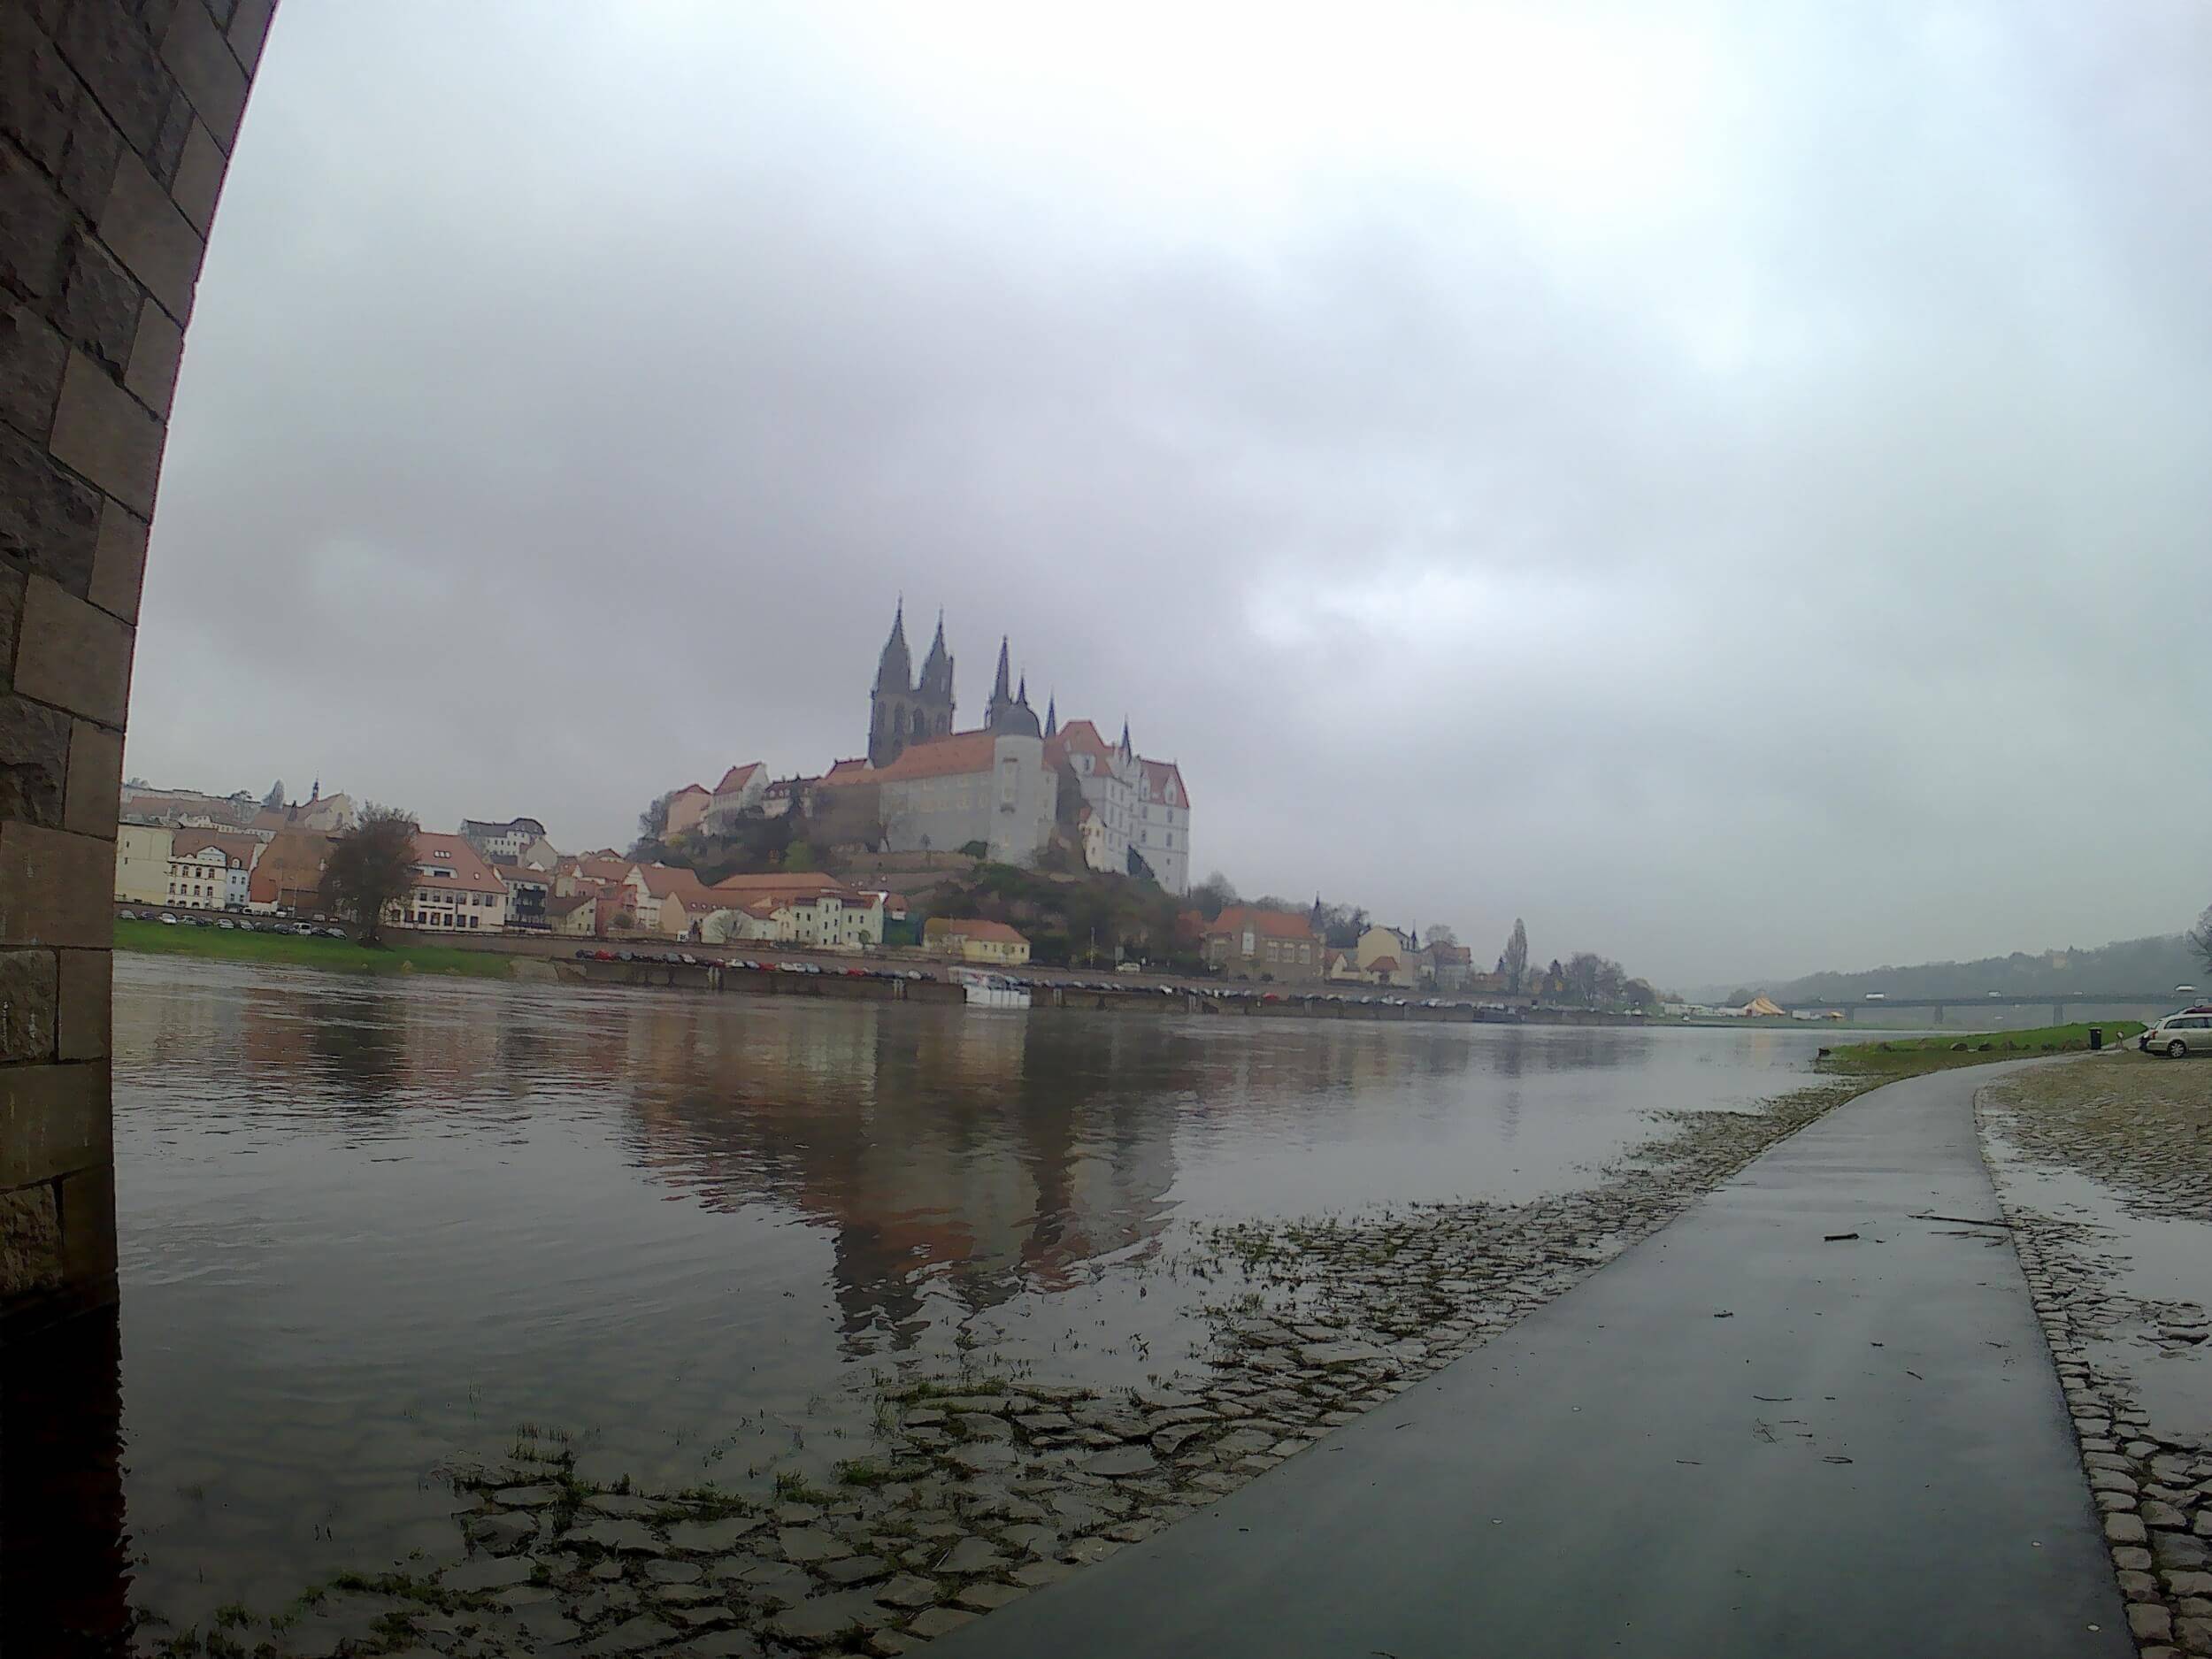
[131,1,2212,986]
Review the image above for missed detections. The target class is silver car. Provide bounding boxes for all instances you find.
[2145,1013,2212,1057]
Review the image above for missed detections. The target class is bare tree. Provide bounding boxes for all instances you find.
[321,803,419,944]
[1425,923,1457,948]
[2193,906,2212,977]
[1188,871,1239,920]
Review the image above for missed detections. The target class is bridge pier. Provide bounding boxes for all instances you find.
[1932,1004,1945,1026]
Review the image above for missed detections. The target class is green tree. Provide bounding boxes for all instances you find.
[782,841,817,872]
[1502,918,1529,995]
[264,780,286,809]
[321,803,419,945]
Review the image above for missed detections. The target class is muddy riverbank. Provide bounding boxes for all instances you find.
[1981,1055,2212,1658]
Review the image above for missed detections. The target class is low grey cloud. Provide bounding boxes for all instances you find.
[131,0,2212,985]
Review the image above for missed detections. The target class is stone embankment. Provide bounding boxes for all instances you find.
[1981,1058,2212,1659]
[140,1081,1869,1659]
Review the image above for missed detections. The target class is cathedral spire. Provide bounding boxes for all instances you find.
[1044,693,1056,738]
[1118,719,1131,755]
[874,601,913,692]
[992,636,1011,703]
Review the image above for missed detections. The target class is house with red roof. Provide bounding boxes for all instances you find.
[387,833,509,933]
[703,763,768,833]
[1204,906,1323,982]
[924,917,1032,966]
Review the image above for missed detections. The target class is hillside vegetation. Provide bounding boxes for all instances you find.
[1768,933,2200,1004]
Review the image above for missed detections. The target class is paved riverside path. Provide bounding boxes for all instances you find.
[941,1066,2132,1658]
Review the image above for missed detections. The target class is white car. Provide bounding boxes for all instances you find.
[2144,1013,2212,1058]
[158,912,179,925]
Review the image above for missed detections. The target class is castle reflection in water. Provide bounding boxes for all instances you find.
[122,966,1649,1357]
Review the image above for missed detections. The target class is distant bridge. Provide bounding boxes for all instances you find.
[1779,993,2189,1026]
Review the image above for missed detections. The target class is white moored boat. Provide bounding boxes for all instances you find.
[954,969,1031,1010]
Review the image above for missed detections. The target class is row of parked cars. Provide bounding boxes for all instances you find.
[119,909,346,938]
[570,949,929,982]
[993,976,1486,1012]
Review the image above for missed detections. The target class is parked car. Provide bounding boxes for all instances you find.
[2145,1013,2212,1057]
[158,912,178,925]
[322,927,346,939]
[216,918,234,929]
[118,909,137,921]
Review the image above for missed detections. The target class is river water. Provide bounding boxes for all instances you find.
[106,954,1839,1625]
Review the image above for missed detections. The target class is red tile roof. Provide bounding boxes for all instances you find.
[870,730,1001,782]
[170,830,257,868]
[1432,943,1473,964]
[409,833,504,894]
[566,857,638,884]
[714,763,764,795]
[1206,905,1316,941]
[710,872,858,896]
[1138,757,1187,808]
[934,917,1027,945]
[817,757,874,788]
[1045,718,1117,770]
[1368,955,1402,973]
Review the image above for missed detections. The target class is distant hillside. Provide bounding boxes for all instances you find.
[1755,933,2203,1005]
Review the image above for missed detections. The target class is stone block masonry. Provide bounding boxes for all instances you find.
[0,0,277,1338]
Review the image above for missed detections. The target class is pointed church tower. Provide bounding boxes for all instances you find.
[874,600,912,692]
[1043,694,1057,739]
[869,601,919,768]
[986,636,1013,727]
[917,610,955,737]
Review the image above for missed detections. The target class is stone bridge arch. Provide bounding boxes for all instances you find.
[3,0,279,1335]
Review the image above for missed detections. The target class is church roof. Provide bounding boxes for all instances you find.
[872,729,1002,781]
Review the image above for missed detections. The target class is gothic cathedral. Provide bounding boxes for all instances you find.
[868,603,956,768]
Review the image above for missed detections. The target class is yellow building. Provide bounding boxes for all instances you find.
[114,822,173,905]
[925,917,1031,965]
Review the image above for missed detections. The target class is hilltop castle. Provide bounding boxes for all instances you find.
[849,602,1190,891]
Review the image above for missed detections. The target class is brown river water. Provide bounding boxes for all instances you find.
[95,953,1839,1627]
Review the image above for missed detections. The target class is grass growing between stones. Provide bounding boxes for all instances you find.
[1823,1022,2143,1077]
[115,918,516,979]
